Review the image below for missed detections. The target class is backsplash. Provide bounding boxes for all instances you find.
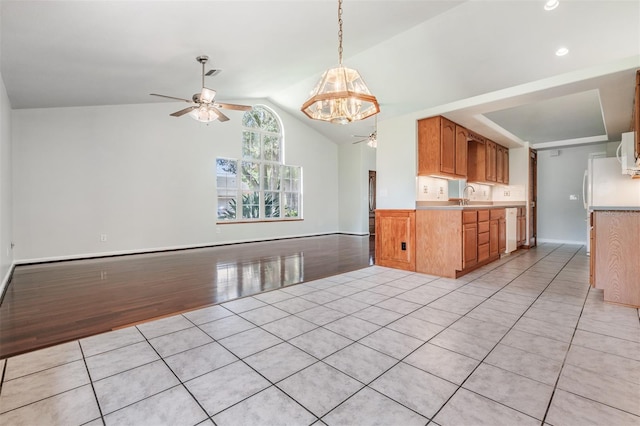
[416,176,525,203]
[416,176,448,201]
[492,184,526,201]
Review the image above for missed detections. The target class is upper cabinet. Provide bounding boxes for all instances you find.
[418,116,467,178]
[418,115,508,184]
[467,131,509,185]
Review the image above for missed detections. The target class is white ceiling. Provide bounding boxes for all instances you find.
[1,0,639,148]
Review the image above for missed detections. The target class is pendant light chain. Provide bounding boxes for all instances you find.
[338,0,343,65]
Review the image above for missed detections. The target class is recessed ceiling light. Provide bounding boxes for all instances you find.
[556,47,569,56]
[544,0,559,11]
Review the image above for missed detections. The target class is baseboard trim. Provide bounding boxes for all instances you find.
[537,239,586,245]
[14,232,370,266]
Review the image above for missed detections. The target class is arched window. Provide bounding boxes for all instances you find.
[216,105,302,221]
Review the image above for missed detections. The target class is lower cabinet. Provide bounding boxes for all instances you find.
[375,209,416,271]
[462,211,478,269]
[415,208,507,278]
[517,207,526,247]
[591,210,640,308]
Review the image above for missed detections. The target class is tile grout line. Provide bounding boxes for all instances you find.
[316,246,569,422]
[425,244,582,424]
[78,342,106,425]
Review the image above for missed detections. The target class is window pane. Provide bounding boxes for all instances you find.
[242,131,261,159]
[241,161,260,191]
[263,135,281,162]
[217,191,237,220]
[263,164,280,191]
[242,191,260,219]
[264,191,280,218]
[216,158,238,188]
[283,193,299,218]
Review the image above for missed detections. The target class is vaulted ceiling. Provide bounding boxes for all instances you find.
[1,0,638,148]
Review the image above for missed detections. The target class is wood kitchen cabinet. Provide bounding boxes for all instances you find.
[486,140,497,182]
[375,210,416,272]
[462,211,477,269]
[490,209,506,257]
[496,145,509,184]
[467,135,509,184]
[418,116,467,178]
[517,207,526,247]
[477,210,490,262]
[416,208,507,278]
[591,210,640,308]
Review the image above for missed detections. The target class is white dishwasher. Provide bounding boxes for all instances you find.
[505,208,518,253]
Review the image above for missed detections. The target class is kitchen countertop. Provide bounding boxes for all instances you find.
[416,202,526,210]
[591,206,640,211]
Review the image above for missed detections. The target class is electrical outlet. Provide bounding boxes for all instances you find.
[100,234,107,242]
[423,185,428,194]
[439,187,443,194]
[100,271,107,280]
[216,227,221,234]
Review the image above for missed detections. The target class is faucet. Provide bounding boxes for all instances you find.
[462,185,475,205]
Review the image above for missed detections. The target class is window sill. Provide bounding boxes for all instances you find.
[217,218,304,225]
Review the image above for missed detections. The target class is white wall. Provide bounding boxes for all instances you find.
[338,142,376,234]
[0,73,13,288]
[376,115,417,209]
[12,101,340,261]
[537,143,608,244]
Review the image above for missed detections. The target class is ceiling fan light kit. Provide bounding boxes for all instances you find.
[301,0,380,124]
[150,55,251,123]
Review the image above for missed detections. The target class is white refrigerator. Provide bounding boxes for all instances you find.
[583,156,640,253]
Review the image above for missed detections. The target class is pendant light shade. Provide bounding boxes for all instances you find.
[301,0,379,124]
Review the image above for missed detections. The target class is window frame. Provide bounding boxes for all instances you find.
[216,105,303,223]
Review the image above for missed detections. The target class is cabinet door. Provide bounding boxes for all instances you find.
[485,140,497,182]
[489,219,499,257]
[455,125,468,177]
[517,216,526,246]
[499,217,506,254]
[496,146,504,183]
[463,222,478,269]
[440,118,456,175]
[503,148,509,185]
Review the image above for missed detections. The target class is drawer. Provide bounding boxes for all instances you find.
[463,211,477,224]
[478,221,490,233]
[478,243,489,261]
[478,210,490,222]
[490,209,505,220]
[478,231,489,245]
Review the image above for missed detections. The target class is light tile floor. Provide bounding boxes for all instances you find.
[1,244,639,426]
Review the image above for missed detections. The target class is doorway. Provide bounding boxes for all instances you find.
[368,170,376,235]
[529,149,537,248]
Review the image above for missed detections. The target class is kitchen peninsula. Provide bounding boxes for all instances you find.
[590,207,640,308]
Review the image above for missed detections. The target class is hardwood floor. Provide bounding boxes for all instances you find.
[0,234,374,359]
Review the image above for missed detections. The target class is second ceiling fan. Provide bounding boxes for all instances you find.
[151,55,251,123]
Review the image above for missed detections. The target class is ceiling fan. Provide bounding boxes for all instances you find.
[352,115,378,148]
[150,55,251,123]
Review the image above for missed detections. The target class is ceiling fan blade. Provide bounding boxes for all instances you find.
[170,106,197,117]
[205,69,221,77]
[212,107,230,122]
[150,93,193,103]
[352,139,367,144]
[351,135,370,138]
[215,102,252,111]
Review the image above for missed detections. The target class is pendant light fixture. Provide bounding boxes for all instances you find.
[301,0,380,124]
